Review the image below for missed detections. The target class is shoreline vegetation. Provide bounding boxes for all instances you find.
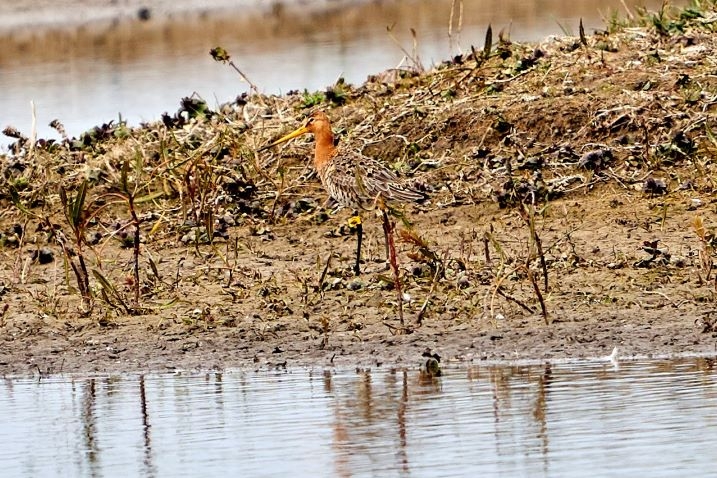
[3,1,717,376]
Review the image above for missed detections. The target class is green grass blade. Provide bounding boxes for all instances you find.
[483,24,492,59]
[72,181,88,228]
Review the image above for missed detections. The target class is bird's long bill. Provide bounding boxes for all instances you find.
[257,125,310,151]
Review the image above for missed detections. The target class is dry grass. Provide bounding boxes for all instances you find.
[2,1,717,371]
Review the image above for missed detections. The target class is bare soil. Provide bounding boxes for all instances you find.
[3,3,717,376]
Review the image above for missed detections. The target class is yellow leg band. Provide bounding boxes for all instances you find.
[348,216,362,228]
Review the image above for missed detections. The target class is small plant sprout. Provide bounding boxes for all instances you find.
[380,202,405,328]
[210,46,259,94]
[118,159,142,307]
[58,181,93,313]
[693,215,716,289]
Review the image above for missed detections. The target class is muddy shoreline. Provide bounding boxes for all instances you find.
[3,303,715,377]
[3,2,717,376]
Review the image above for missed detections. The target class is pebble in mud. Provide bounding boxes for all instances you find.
[578,148,613,170]
[347,279,364,291]
[642,177,668,195]
[34,248,54,264]
[456,272,470,289]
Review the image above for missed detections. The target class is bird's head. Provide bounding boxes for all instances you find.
[258,110,331,151]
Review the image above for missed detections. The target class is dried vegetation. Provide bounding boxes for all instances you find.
[2,1,717,373]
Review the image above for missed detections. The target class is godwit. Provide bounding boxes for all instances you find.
[259,110,424,275]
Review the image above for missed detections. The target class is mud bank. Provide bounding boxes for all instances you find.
[2,1,717,375]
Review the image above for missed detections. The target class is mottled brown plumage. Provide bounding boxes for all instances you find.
[263,111,423,210]
[260,110,424,274]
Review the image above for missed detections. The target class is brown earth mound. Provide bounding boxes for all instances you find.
[2,3,717,375]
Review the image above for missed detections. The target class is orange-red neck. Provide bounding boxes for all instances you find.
[312,123,336,171]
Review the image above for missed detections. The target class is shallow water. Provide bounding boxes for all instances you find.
[0,0,681,146]
[2,357,717,477]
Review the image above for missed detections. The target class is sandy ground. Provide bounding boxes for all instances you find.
[2,190,716,376]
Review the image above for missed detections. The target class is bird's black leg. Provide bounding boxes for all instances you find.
[349,212,362,275]
[355,222,363,276]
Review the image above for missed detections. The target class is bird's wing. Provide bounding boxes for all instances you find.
[356,158,425,203]
[324,147,425,208]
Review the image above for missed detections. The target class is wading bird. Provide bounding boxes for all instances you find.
[259,111,424,275]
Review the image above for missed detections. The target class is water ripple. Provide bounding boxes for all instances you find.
[2,358,717,477]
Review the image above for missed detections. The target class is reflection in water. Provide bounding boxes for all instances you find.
[139,375,156,478]
[1,358,717,476]
[0,0,684,146]
[81,379,99,475]
[397,371,409,475]
[533,365,550,475]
